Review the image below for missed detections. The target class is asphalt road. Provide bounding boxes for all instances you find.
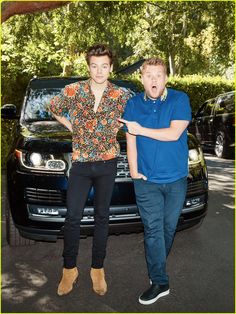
[1,154,235,313]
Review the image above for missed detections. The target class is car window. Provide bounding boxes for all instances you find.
[197,101,214,117]
[215,94,235,114]
[203,103,214,116]
[24,88,68,121]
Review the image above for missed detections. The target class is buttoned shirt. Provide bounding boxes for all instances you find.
[123,88,192,183]
[49,79,131,162]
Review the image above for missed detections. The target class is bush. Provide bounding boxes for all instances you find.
[1,120,17,169]
[167,75,234,112]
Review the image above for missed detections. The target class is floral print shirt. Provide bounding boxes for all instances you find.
[49,79,131,162]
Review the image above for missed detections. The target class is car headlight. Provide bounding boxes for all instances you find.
[15,149,66,171]
[188,148,204,165]
[30,152,42,167]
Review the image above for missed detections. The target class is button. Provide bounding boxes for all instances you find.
[154,110,156,112]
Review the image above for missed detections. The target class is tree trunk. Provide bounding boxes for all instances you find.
[1,1,70,23]
[168,52,176,76]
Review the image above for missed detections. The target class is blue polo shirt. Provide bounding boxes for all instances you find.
[123,88,192,183]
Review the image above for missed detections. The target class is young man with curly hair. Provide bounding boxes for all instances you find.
[49,44,130,296]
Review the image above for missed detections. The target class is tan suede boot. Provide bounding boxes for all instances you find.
[90,268,107,295]
[57,267,78,296]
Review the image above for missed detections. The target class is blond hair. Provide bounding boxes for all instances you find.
[140,58,167,75]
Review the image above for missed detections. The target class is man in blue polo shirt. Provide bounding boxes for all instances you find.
[119,57,191,305]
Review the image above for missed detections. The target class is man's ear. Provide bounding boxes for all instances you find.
[141,75,144,85]
[165,74,168,83]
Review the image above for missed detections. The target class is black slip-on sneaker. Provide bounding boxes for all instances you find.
[139,283,170,305]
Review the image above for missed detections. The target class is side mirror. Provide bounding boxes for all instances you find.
[1,104,19,119]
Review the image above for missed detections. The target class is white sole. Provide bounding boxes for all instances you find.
[139,289,170,305]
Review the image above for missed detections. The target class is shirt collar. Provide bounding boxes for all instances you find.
[144,87,168,102]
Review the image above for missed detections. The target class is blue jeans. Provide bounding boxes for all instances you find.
[133,177,187,285]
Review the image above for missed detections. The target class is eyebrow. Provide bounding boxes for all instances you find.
[90,63,109,66]
[145,71,162,74]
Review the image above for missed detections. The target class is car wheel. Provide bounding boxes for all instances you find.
[214,132,229,158]
[6,201,35,246]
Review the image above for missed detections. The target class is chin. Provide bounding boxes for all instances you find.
[148,92,159,99]
[94,78,107,85]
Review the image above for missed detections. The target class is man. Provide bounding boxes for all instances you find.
[49,44,130,296]
[119,57,191,305]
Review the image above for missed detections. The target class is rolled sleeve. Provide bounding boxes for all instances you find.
[117,90,132,115]
[48,88,70,117]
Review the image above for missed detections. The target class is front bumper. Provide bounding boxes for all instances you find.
[7,159,208,242]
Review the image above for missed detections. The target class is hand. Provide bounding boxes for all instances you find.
[131,172,147,180]
[118,118,143,135]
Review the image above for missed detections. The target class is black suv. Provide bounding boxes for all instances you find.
[2,77,208,245]
[189,91,235,158]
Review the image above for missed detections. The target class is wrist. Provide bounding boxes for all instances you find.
[139,126,145,136]
[130,170,138,177]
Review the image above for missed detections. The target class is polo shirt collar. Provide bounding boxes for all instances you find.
[144,87,168,102]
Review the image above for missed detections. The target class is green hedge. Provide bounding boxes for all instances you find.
[167,75,234,112]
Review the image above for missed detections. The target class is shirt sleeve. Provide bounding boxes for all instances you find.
[122,98,135,132]
[117,89,133,113]
[171,92,192,121]
[48,87,70,117]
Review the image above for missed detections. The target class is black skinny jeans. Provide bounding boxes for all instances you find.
[63,158,117,269]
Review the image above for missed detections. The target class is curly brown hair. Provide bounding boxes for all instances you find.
[86,44,113,65]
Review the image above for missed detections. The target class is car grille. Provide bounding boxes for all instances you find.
[116,152,130,178]
[25,188,67,204]
[186,180,207,196]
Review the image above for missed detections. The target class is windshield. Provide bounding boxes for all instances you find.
[24,88,70,121]
[23,84,136,122]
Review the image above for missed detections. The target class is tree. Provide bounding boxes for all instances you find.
[1,0,234,101]
[1,1,69,23]
[125,1,235,76]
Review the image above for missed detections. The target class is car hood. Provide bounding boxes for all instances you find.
[17,121,198,153]
[21,121,70,137]
[17,121,72,152]
[17,121,127,153]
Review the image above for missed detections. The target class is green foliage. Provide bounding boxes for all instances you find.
[1,120,17,168]
[167,75,234,112]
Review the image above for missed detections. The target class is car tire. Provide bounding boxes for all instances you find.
[214,131,230,158]
[6,201,35,246]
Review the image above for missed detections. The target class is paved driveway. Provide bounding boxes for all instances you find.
[1,154,234,313]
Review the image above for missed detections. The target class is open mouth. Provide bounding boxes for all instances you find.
[151,85,158,91]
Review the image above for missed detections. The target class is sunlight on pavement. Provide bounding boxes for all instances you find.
[2,263,47,304]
